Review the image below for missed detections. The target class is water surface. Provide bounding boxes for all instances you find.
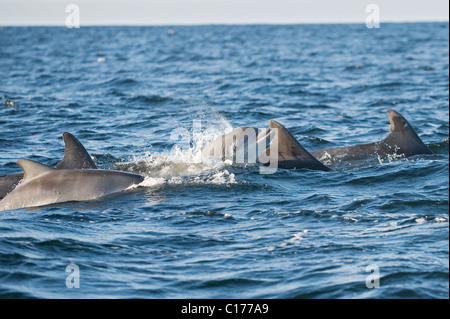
[0,23,448,299]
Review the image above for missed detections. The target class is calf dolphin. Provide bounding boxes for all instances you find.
[310,109,433,164]
[0,159,144,212]
[0,132,97,199]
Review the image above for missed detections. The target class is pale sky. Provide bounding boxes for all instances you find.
[0,0,448,26]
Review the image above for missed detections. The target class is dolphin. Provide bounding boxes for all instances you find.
[200,109,432,171]
[201,123,330,171]
[0,174,23,201]
[0,132,97,199]
[309,109,433,164]
[267,120,331,171]
[0,159,144,212]
[55,132,97,170]
[201,126,272,164]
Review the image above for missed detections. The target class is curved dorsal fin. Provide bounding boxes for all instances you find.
[55,132,97,169]
[268,120,331,171]
[383,110,432,156]
[17,159,53,181]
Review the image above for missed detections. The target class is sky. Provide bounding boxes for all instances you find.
[0,0,448,26]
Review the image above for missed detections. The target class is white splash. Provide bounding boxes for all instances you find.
[116,113,239,188]
[287,230,309,243]
[415,218,427,224]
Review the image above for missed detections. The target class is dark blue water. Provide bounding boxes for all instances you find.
[0,23,448,299]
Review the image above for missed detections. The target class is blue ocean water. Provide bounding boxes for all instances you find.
[0,23,448,299]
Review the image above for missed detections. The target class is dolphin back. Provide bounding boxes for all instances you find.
[55,132,98,169]
[0,173,24,199]
[0,132,97,199]
[382,109,433,157]
[0,160,144,212]
[268,120,331,171]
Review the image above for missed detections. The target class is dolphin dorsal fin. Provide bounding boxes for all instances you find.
[383,110,432,156]
[268,120,330,171]
[17,159,53,181]
[55,132,97,169]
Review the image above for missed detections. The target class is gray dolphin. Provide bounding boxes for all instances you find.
[310,109,433,164]
[0,159,144,212]
[267,120,331,171]
[201,122,329,171]
[201,127,272,163]
[0,132,97,199]
[56,132,97,170]
[200,109,432,171]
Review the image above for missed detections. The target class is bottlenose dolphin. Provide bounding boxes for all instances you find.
[200,109,432,171]
[0,132,97,199]
[201,127,272,163]
[267,120,331,171]
[310,109,433,164]
[201,123,329,171]
[0,174,23,200]
[56,132,97,169]
[0,159,144,212]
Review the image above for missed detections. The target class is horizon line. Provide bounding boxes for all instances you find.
[1,20,448,27]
